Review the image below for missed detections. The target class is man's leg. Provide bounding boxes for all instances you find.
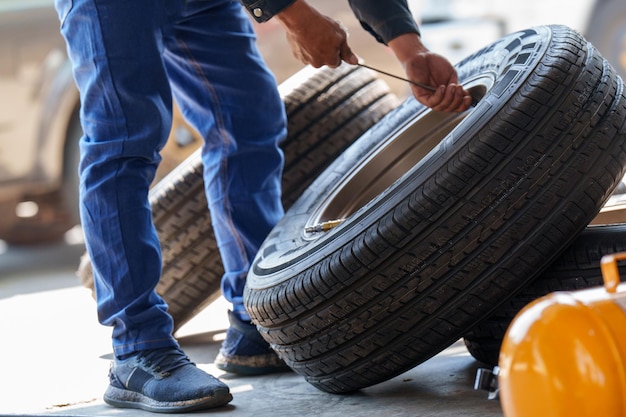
[56,0,231,410]
[163,0,288,374]
[59,0,175,355]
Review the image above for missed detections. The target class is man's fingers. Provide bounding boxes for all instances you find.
[417,84,472,112]
[340,43,358,65]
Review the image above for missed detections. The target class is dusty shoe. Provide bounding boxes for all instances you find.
[104,347,232,413]
[215,311,291,375]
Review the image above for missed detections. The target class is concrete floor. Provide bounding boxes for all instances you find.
[0,235,504,417]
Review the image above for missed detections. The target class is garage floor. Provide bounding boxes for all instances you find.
[1,238,504,417]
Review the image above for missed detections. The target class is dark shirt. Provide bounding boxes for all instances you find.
[238,0,420,45]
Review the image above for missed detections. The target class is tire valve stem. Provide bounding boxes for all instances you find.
[305,219,346,233]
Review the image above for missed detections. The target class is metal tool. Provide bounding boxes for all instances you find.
[357,62,479,107]
[474,366,500,400]
[357,62,437,92]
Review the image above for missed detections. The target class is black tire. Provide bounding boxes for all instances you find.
[463,224,626,366]
[0,109,82,246]
[243,25,626,394]
[465,2,626,361]
[77,64,399,330]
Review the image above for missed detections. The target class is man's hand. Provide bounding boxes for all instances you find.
[389,33,472,112]
[276,0,358,68]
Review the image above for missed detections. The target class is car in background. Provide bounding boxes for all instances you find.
[1,0,624,245]
[412,0,626,80]
[0,1,203,245]
[0,0,352,246]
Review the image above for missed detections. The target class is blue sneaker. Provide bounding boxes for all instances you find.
[215,311,291,375]
[104,347,232,413]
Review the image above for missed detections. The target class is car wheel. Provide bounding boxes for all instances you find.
[77,63,400,330]
[0,110,82,245]
[243,25,626,394]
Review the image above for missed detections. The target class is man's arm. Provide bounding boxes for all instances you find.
[274,0,358,68]
[347,0,471,111]
[347,0,420,45]
[238,0,296,23]
[238,0,356,68]
[388,32,472,112]
[238,0,471,112]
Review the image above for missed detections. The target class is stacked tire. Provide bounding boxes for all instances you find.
[243,25,626,393]
[463,224,626,366]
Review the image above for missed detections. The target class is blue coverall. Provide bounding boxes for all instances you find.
[54,0,418,357]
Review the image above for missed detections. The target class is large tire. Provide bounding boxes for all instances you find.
[463,223,626,366]
[243,25,626,394]
[77,64,399,331]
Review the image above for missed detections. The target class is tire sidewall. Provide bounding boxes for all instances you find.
[247,26,554,289]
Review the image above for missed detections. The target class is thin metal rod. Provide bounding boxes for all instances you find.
[357,63,437,92]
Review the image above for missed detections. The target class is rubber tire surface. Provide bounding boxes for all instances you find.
[77,64,399,331]
[243,25,626,394]
[463,223,626,366]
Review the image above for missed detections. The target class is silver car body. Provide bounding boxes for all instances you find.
[0,0,76,201]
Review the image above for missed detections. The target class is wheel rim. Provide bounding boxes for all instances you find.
[304,77,492,234]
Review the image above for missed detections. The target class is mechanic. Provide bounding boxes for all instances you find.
[54,0,472,412]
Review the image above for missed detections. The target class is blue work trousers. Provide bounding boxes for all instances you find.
[55,0,286,357]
